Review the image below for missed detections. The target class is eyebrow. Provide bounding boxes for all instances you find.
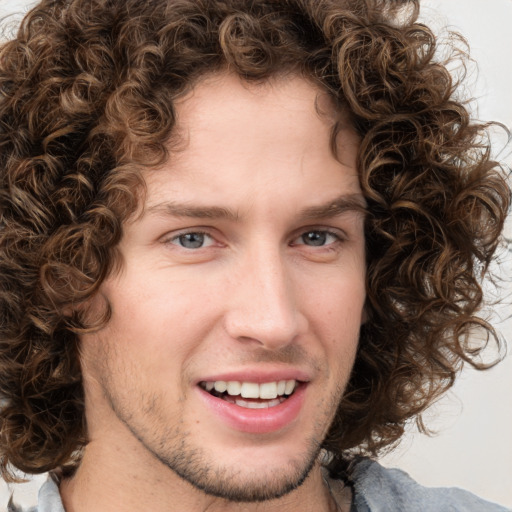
[145,193,367,222]
[299,194,367,220]
[145,202,240,221]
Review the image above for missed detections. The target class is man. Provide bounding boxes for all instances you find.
[0,0,509,510]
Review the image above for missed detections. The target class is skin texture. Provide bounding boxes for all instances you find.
[62,73,365,512]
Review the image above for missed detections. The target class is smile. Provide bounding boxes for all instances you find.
[199,380,298,409]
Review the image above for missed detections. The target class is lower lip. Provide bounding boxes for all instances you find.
[197,384,306,434]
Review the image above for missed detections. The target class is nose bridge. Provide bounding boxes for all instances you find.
[225,240,304,348]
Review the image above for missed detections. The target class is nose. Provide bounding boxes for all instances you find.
[223,247,307,350]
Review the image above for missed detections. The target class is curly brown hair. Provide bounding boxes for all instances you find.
[0,0,509,482]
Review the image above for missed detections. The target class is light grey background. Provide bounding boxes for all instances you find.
[1,0,511,509]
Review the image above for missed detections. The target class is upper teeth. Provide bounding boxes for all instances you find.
[203,380,297,399]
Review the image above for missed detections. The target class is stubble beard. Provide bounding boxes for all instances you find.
[97,343,346,504]
[155,428,323,502]
[107,386,342,504]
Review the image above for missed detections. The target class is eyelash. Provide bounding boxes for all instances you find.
[291,229,344,248]
[168,231,215,250]
[165,228,345,250]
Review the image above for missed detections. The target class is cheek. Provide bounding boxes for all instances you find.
[306,277,365,328]
[304,277,365,366]
[93,276,221,376]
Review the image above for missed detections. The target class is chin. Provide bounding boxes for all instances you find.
[153,432,323,503]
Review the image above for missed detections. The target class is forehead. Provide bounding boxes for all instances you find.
[137,72,362,221]
[159,73,355,175]
[171,72,350,149]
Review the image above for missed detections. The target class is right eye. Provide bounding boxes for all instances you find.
[169,232,214,249]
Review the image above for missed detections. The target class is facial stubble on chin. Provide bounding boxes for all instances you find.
[95,341,347,504]
[108,385,344,504]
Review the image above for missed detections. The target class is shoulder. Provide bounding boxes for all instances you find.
[343,458,510,512]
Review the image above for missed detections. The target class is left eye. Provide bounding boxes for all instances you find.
[170,232,214,249]
[294,230,340,247]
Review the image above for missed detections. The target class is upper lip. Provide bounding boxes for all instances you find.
[195,368,311,385]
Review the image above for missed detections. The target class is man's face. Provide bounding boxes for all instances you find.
[80,73,366,502]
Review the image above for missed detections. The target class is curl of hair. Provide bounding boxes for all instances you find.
[0,0,509,480]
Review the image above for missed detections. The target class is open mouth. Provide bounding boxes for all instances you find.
[199,379,300,409]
